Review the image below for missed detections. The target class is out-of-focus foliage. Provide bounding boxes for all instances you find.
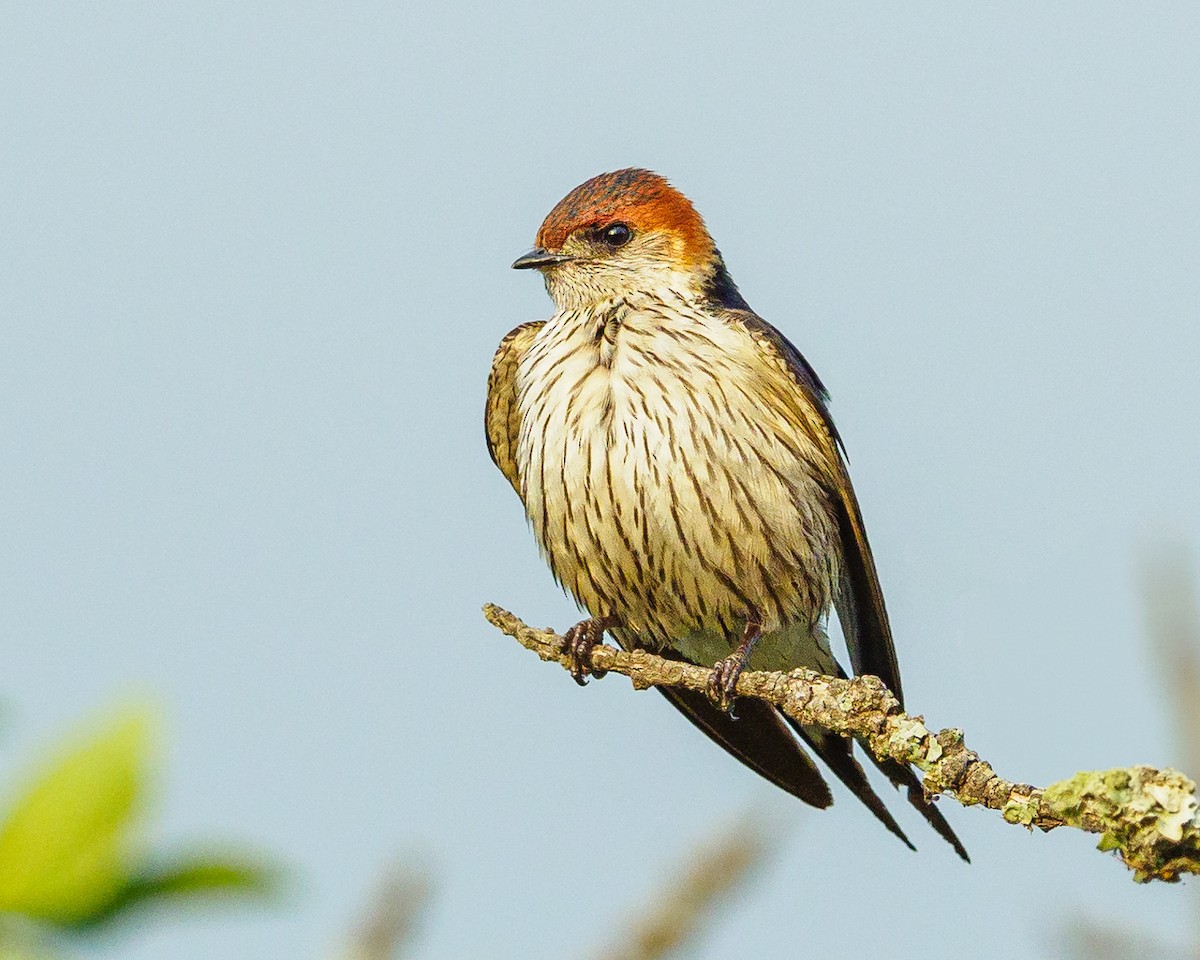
[0,705,278,957]
[328,864,431,960]
[315,818,769,960]
[0,927,59,960]
[586,817,771,960]
[70,853,282,931]
[0,709,151,924]
[1062,545,1200,959]
[0,700,763,960]
[1142,544,1200,782]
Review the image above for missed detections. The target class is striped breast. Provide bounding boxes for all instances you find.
[515,294,842,652]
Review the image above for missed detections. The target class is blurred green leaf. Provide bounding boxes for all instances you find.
[64,852,282,930]
[0,707,153,924]
[125,856,278,899]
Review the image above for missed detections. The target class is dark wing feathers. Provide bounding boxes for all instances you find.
[781,716,914,851]
[654,684,833,809]
[873,754,970,862]
[729,308,967,861]
[728,309,903,705]
[826,669,970,861]
[831,483,904,704]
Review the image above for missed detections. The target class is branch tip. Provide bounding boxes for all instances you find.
[484,603,1200,883]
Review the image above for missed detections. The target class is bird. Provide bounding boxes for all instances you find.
[485,168,967,860]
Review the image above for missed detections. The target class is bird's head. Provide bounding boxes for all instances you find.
[513,168,722,310]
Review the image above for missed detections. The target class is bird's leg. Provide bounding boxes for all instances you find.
[708,616,763,714]
[562,616,617,685]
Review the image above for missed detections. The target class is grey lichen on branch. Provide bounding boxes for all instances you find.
[484,602,1200,884]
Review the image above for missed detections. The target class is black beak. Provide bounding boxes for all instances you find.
[511,248,573,270]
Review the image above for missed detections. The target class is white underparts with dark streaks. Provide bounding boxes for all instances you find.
[515,286,842,673]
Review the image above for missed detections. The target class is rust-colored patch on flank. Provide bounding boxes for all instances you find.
[535,168,714,265]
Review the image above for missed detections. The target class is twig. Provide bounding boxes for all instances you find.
[484,603,1200,884]
[329,864,431,960]
[587,818,769,960]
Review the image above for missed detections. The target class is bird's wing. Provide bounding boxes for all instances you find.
[485,321,544,496]
[728,310,904,707]
[654,683,833,809]
[647,642,967,856]
[728,309,968,861]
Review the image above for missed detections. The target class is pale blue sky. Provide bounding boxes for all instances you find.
[3,3,1200,958]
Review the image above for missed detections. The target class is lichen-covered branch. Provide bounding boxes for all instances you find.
[484,603,1200,884]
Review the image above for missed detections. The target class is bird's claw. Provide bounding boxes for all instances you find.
[563,617,611,685]
[707,655,746,714]
[707,618,761,715]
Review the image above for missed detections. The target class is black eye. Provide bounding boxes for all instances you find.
[598,222,632,248]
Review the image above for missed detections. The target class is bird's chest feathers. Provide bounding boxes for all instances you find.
[516,303,834,637]
[523,307,734,460]
[517,305,764,557]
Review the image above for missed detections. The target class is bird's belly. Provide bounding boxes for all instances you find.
[522,354,837,650]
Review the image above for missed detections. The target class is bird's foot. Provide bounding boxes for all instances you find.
[562,616,615,685]
[707,654,748,714]
[706,617,762,714]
